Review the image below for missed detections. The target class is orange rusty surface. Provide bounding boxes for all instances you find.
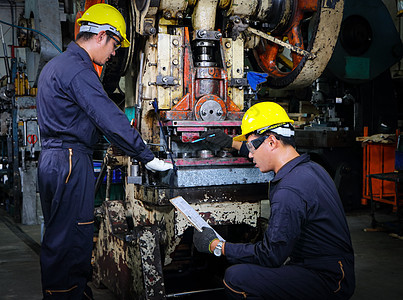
[287,9,305,69]
[84,0,103,9]
[161,26,242,121]
[226,97,241,112]
[183,27,194,109]
[196,67,225,79]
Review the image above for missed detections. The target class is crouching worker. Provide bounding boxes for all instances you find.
[193,102,355,300]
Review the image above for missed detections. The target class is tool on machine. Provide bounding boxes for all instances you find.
[170,196,224,241]
[190,133,215,143]
[229,16,316,60]
[247,27,316,60]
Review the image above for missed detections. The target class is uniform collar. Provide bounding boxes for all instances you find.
[67,41,93,64]
[271,153,310,183]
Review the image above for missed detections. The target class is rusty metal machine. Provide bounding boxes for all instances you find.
[86,0,344,298]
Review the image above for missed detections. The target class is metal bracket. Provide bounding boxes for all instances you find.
[229,78,248,88]
[156,75,179,87]
[193,30,222,41]
[127,176,142,184]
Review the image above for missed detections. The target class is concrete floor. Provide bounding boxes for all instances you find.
[0,207,403,300]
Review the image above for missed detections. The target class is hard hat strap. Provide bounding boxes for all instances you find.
[79,22,121,40]
[270,126,294,137]
[258,123,294,137]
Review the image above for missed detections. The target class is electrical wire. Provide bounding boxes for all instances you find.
[7,0,15,46]
[0,19,62,53]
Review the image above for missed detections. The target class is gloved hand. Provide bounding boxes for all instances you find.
[193,227,219,254]
[145,157,173,172]
[201,129,233,148]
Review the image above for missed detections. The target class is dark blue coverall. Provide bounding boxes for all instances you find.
[223,154,355,299]
[37,42,154,299]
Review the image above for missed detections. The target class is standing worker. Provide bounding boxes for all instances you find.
[37,4,172,299]
[193,102,355,299]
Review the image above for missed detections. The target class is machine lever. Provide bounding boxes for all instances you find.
[191,134,215,143]
[247,27,316,59]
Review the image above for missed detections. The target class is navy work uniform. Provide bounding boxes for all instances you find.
[223,154,355,299]
[37,42,154,299]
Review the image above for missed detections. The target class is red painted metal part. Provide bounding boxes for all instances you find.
[194,94,227,121]
[256,0,319,77]
[181,132,200,143]
[161,27,242,122]
[162,120,242,127]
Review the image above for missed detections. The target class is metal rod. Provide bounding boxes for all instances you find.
[191,133,215,143]
[0,25,11,83]
[95,160,107,195]
[23,120,27,147]
[247,27,316,59]
[105,166,112,201]
[165,287,224,298]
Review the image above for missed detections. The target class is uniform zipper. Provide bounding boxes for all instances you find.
[65,148,73,184]
[333,260,345,293]
[223,279,247,298]
[78,220,94,225]
[45,285,78,295]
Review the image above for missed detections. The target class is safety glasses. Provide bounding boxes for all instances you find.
[246,136,269,153]
[106,33,121,51]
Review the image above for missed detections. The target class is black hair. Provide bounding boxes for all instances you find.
[247,129,296,148]
[75,31,96,42]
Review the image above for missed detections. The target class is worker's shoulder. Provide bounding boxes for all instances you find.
[43,51,94,82]
[279,161,330,190]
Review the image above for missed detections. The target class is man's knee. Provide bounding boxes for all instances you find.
[225,265,244,287]
[223,265,251,299]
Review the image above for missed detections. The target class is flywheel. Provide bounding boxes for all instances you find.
[252,0,344,89]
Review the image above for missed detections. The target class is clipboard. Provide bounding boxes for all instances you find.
[170,196,225,242]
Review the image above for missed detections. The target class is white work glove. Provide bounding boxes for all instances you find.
[145,157,173,172]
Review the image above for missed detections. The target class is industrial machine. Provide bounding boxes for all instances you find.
[1,0,345,298]
[82,0,345,299]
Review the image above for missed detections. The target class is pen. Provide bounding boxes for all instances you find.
[191,133,216,143]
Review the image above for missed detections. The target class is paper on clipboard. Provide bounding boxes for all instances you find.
[170,196,225,242]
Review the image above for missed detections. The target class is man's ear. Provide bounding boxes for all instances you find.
[265,135,276,147]
[96,31,106,44]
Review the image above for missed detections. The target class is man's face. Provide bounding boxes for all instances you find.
[247,134,273,173]
[93,32,120,66]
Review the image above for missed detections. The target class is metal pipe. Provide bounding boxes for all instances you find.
[105,166,112,201]
[192,0,219,31]
[37,122,41,147]
[0,25,11,84]
[95,161,107,196]
[21,147,25,171]
[166,287,224,298]
[23,120,27,147]
[136,52,144,132]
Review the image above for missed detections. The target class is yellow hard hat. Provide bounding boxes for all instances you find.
[233,102,294,141]
[77,3,130,48]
